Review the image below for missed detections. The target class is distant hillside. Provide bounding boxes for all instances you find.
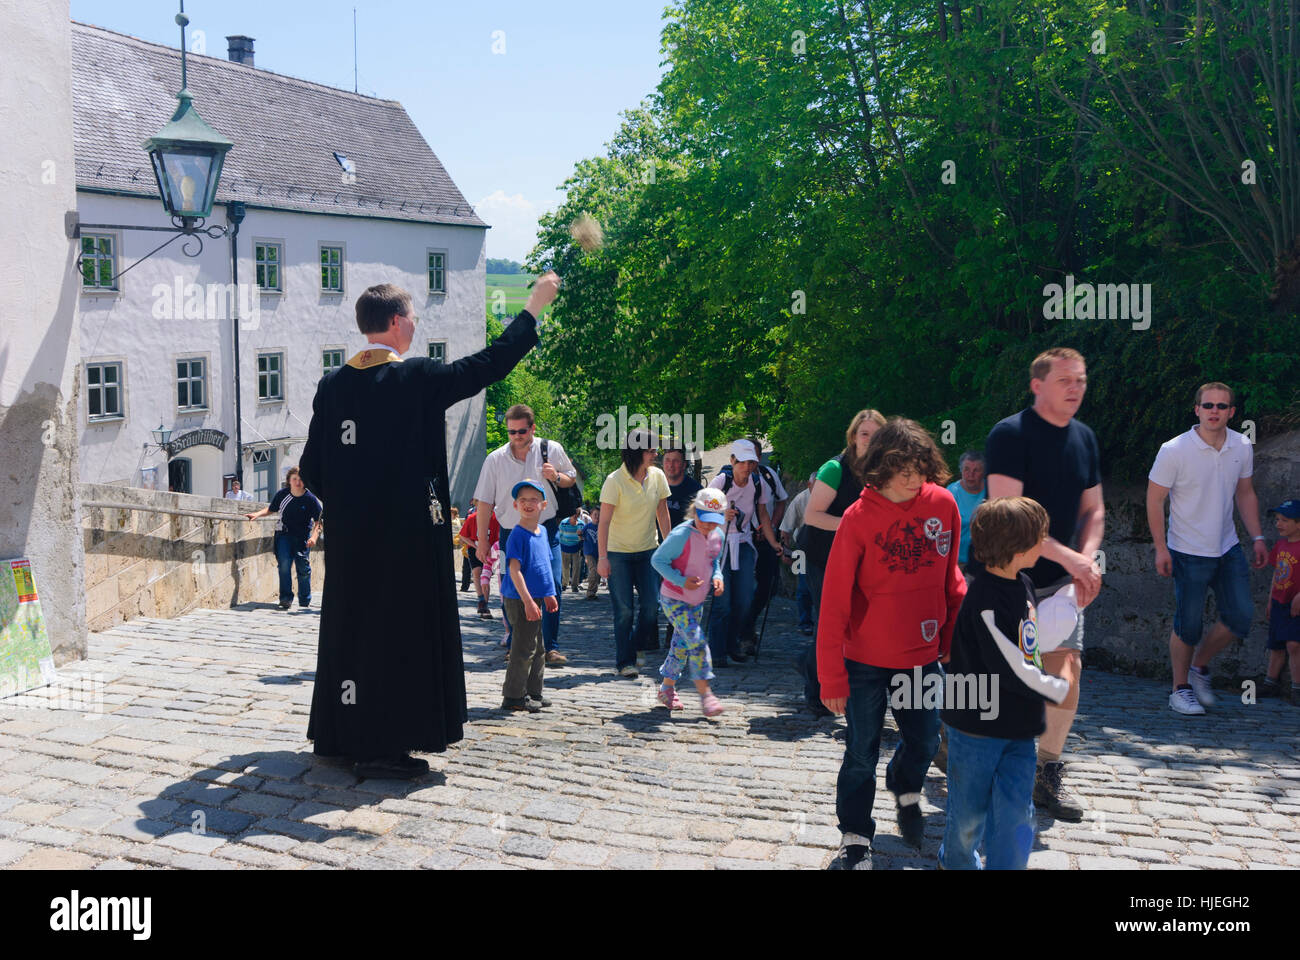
[486,258,525,274]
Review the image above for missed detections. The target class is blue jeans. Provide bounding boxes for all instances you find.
[707,542,755,662]
[796,572,813,629]
[837,659,942,840]
[275,534,311,606]
[500,526,561,653]
[939,725,1037,870]
[608,550,659,670]
[1171,544,1253,645]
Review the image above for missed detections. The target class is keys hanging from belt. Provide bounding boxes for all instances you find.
[428,481,445,526]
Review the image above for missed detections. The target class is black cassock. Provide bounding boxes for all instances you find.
[299,311,538,758]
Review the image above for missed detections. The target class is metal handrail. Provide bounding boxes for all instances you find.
[82,500,273,522]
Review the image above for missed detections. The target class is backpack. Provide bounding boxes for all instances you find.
[541,438,584,520]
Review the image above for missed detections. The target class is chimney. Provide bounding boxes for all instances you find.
[226,35,255,67]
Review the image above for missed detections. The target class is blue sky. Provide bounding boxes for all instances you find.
[69,0,671,262]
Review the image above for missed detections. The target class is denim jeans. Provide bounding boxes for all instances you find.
[275,533,311,606]
[938,725,1037,870]
[796,572,813,629]
[707,541,755,662]
[608,549,659,670]
[1171,544,1253,645]
[837,658,942,840]
[500,526,561,653]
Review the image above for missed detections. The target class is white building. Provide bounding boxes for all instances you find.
[71,23,490,507]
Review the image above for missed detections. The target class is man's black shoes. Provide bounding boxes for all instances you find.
[352,754,429,780]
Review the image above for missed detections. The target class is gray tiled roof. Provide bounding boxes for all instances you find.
[71,22,487,229]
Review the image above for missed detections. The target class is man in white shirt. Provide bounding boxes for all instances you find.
[225,479,254,501]
[473,403,578,665]
[1147,381,1268,716]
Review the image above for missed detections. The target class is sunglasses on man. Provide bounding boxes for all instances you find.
[1199,402,1231,410]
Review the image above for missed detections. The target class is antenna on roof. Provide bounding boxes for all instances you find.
[353,8,358,94]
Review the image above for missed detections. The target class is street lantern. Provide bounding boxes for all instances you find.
[144,91,232,221]
[151,423,173,447]
[142,8,232,222]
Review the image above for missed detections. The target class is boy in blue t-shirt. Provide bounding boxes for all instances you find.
[582,505,602,599]
[501,479,559,712]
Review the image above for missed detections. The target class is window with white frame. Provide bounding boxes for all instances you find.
[257,352,283,400]
[176,358,206,410]
[427,341,446,363]
[86,362,123,420]
[255,242,283,291]
[320,245,343,292]
[80,235,117,290]
[428,251,446,294]
[322,349,344,376]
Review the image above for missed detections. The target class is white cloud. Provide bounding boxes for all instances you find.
[474,190,548,264]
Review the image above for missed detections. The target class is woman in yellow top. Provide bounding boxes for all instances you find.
[597,428,672,678]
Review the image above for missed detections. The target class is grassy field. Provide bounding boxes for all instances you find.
[486,272,533,317]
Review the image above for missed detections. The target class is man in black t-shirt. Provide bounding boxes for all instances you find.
[245,466,323,610]
[982,347,1104,822]
[662,445,702,528]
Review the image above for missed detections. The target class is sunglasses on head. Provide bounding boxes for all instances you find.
[1199,402,1231,410]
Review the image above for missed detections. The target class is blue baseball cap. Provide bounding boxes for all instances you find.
[1267,499,1300,520]
[511,479,547,500]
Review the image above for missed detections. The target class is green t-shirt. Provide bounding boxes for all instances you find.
[816,458,842,490]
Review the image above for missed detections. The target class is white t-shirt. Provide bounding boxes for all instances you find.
[780,487,811,537]
[473,437,577,529]
[1148,426,1253,557]
[708,469,773,546]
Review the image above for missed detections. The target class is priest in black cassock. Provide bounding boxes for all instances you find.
[300,272,561,780]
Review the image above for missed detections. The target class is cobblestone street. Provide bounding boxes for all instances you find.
[1,587,1298,870]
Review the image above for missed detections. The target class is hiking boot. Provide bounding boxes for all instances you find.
[896,793,924,849]
[835,833,873,870]
[1187,665,1216,706]
[1034,760,1084,821]
[1169,686,1206,715]
[545,650,568,666]
[502,696,541,713]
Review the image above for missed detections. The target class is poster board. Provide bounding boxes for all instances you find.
[0,558,57,698]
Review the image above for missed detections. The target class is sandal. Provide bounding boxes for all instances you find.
[657,685,684,710]
[700,692,724,717]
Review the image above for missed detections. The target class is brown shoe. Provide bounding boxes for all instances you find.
[546,650,568,666]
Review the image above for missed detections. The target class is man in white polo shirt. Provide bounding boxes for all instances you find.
[1147,381,1268,715]
[474,403,579,666]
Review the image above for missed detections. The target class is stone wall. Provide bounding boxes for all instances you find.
[81,482,324,638]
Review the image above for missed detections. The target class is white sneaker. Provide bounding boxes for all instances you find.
[1187,666,1216,706]
[619,664,639,679]
[1169,687,1206,715]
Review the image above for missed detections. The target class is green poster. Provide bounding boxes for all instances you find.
[0,558,57,698]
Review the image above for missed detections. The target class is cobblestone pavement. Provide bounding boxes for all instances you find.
[1,584,1298,870]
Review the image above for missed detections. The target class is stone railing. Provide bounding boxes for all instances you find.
[81,482,325,633]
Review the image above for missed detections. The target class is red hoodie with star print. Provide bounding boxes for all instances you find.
[816,482,967,701]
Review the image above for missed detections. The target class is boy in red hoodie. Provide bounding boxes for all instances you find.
[818,418,967,869]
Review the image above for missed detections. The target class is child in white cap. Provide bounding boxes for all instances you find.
[650,488,728,716]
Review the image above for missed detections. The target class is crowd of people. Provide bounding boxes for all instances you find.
[270,271,1295,867]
